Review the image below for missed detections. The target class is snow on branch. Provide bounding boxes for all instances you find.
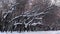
[25,18,34,28]
[31,22,42,26]
[35,17,43,19]
[14,23,22,25]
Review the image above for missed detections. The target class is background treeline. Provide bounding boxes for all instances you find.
[0,0,60,32]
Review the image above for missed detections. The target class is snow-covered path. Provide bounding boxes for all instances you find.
[20,31,60,34]
[0,31,60,34]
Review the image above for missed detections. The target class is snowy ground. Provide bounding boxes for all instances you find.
[0,31,60,34]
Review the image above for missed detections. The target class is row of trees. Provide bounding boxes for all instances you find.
[0,0,60,32]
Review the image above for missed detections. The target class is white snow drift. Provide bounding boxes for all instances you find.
[0,31,60,34]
